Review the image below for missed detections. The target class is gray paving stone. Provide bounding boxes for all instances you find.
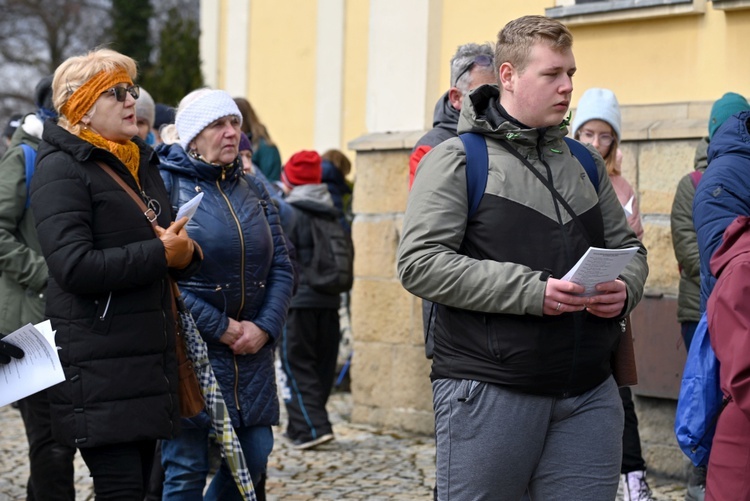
[1,391,688,500]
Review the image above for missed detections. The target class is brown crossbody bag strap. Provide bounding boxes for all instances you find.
[95,160,205,417]
[95,161,159,229]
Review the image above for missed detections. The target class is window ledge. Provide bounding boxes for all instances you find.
[546,0,706,25]
[712,0,750,10]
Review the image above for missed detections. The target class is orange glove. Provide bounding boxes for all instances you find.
[156,217,195,269]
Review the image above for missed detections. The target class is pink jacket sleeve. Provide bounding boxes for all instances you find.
[609,174,644,240]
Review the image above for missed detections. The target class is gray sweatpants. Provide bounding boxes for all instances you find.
[432,376,623,501]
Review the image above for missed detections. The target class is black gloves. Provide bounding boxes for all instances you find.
[0,339,24,364]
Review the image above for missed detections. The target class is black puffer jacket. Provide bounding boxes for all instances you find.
[30,122,201,448]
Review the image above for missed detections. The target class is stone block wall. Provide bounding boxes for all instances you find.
[347,102,713,478]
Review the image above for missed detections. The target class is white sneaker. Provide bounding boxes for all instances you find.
[621,470,655,501]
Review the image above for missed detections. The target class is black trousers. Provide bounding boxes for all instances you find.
[79,439,156,500]
[620,386,647,473]
[280,307,340,442]
[17,389,76,501]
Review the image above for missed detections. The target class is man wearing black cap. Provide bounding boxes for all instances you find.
[0,75,76,501]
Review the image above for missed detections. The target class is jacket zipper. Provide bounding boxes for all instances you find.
[536,135,579,397]
[99,292,113,320]
[215,178,245,411]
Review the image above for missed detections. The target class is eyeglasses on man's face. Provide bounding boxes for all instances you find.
[102,84,140,102]
[579,129,614,147]
[453,55,493,88]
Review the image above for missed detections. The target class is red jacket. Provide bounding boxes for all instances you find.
[708,215,750,417]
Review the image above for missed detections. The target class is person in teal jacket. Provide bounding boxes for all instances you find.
[234,96,283,182]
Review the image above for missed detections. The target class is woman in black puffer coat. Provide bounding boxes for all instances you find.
[30,49,202,499]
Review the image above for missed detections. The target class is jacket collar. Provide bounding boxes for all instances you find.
[156,141,243,183]
[458,84,569,149]
[39,121,157,168]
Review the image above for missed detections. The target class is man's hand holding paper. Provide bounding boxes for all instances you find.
[545,277,627,318]
[583,279,627,318]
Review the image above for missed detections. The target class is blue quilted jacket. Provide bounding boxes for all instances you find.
[694,111,750,313]
[157,143,294,428]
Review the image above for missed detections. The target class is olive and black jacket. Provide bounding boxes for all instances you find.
[30,122,201,448]
[397,85,648,397]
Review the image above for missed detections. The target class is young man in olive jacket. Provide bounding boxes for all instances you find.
[397,15,647,500]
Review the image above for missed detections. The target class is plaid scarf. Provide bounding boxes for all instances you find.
[178,305,256,500]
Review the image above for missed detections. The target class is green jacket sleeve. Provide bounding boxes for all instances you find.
[0,144,48,292]
[671,174,700,281]
[397,139,549,316]
[586,143,648,315]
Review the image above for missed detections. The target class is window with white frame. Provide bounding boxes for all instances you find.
[546,0,707,25]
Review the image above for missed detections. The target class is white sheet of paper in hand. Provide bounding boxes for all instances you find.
[176,192,204,221]
[0,320,65,408]
[623,195,634,217]
[561,246,639,297]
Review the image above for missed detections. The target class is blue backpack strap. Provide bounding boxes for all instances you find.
[564,137,599,193]
[20,144,37,209]
[459,133,488,218]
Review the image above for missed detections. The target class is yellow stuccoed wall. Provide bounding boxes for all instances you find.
[230,2,749,169]
[206,0,750,478]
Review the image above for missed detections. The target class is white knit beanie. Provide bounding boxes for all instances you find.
[571,88,622,141]
[175,89,243,150]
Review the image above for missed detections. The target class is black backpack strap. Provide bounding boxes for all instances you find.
[497,138,595,245]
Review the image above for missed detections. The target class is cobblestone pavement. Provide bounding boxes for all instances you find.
[0,391,690,500]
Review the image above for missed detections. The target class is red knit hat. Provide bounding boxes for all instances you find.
[282,150,322,187]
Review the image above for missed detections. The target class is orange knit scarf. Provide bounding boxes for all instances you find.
[79,128,141,186]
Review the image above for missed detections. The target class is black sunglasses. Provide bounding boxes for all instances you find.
[453,55,493,87]
[102,84,140,102]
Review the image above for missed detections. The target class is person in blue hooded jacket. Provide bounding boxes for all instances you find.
[156,88,294,500]
[694,95,750,313]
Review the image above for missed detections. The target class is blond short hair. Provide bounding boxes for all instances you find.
[496,15,573,74]
[52,48,138,135]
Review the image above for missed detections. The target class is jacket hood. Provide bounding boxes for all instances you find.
[707,111,750,166]
[457,84,569,146]
[693,136,709,172]
[432,91,460,132]
[710,215,750,279]
[37,121,157,169]
[20,114,44,140]
[321,159,351,195]
[285,183,336,215]
[156,141,243,183]
[9,114,43,149]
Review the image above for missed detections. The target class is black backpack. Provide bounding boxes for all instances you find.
[295,206,354,295]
